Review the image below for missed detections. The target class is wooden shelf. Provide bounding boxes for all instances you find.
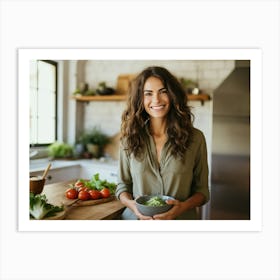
[71,95,127,101]
[187,93,211,101]
[71,93,211,103]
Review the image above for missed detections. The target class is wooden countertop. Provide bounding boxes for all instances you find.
[42,180,125,220]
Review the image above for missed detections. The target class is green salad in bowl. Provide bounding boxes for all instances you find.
[144,196,167,206]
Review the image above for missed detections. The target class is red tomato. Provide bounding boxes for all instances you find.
[65,188,78,199]
[78,190,90,201]
[77,186,89,193]
[75,180,84,188]
[100,188,110,198]
[89,189,101,200]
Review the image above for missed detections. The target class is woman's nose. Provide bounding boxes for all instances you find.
[152,93,160,102]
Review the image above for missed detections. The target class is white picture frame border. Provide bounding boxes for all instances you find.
[18,48,262,232]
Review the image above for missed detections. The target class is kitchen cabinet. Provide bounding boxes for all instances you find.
[30,159,118,184]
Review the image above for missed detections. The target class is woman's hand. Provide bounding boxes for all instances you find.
[153,192,206,220]
[152,199,183,220]
[126,199,153,220]
[119,192,153,220]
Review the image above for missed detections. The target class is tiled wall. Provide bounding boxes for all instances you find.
[84,60,234,97]
[84,101,126,136]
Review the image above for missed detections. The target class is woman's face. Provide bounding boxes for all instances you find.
[143,76,170,120]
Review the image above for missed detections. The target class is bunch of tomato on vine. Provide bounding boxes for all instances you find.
[65,174,116,201]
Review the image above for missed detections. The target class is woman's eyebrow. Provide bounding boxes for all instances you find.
[143,87,166,92]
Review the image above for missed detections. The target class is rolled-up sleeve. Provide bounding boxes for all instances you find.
[191,130,210,203]
[115,144,133,199]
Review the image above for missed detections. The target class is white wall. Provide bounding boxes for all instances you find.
[189,100,213,171]
[83,101,125,136]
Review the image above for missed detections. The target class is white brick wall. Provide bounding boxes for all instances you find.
[84,101,126,136]
[84,60,234,95]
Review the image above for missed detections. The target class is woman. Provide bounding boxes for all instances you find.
[116,66,210,220]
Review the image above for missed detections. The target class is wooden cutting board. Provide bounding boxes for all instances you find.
[71,196,115,207]
[44,210,67,220]
[42,180,116,208]
[37,180,125,220]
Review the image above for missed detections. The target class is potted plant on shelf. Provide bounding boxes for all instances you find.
[78,127,110,158]
[47,142,74,159]
[96,81,115,95]
[179,77,200,94]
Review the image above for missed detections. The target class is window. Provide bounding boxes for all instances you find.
[30,60,57,146]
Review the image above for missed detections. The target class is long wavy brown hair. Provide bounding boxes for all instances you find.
[120,66,194,160]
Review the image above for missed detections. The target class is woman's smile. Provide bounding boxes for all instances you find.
[150,105,166,110]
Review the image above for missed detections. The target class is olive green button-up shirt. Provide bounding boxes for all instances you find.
[116,127,210,220]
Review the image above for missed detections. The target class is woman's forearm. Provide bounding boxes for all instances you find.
[181,192,206,212]
[119,192,135,208]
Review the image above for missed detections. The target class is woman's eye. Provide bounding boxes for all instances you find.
[160,89,168,94]
[144,91,152,96]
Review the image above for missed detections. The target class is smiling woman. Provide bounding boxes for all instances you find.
[116,66,210,220]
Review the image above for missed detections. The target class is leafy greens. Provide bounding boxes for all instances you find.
[30,193,64,220]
